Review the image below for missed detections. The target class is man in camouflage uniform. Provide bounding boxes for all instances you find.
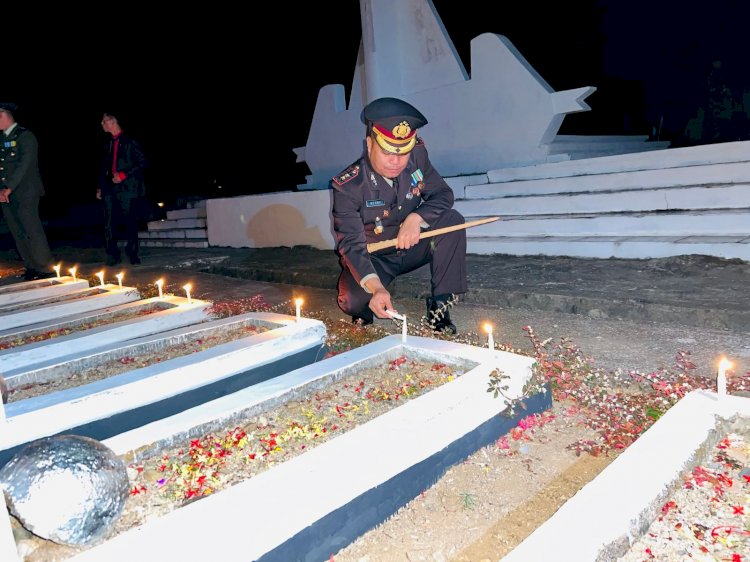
[331,97,467,333]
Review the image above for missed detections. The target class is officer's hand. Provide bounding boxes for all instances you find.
[369,288,395,319]
[396,213,423,249]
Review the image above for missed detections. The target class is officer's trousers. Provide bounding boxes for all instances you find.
[337,208,467,318]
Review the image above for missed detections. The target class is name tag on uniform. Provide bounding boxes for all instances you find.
[3,140,17,148]
[366,199,385,208]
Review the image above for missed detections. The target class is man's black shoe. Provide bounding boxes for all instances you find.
[352,313,374,326]
[105,255,121,266]
[23,269,56,281]
[426,294,458,334]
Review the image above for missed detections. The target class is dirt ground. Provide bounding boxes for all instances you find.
[331,398,615,562]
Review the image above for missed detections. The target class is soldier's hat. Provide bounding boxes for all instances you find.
[0,102,18,116]
[362,97,427,155]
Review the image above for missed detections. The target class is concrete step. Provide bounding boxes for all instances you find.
[456,184,750,217]
[467,161,750,199]
[166,207,207,220]
[140,239,209,248]
[466,235,750,260]
[487,140,750,183]
[139,228,208,240]
[146,218,207,230]
[463,211,750,238]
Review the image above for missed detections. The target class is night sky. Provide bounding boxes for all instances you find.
[3,1,748,219]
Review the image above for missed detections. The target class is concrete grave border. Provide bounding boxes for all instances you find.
[0,313,327,467]
[53,335,548,562]
[0,284,140,331]
[0,277,89,307]
[501,390,750,562]
[0,296,212,373]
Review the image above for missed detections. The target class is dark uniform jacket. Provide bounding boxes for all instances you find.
[331,139,454,286]
[0,125,44,198]
[98,134,147,197]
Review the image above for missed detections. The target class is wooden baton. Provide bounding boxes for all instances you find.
[367,216,500,253]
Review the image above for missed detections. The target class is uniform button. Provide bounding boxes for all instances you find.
[398,206,402,210]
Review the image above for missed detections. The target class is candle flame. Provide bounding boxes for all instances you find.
[96,270,105,286]
[68,266,77,280]
[53,263,61,278]
[183,283,192,302]
[294,297,304,306]
[115,272,124,289]
[718,357,733,374]
[483,323,493,335]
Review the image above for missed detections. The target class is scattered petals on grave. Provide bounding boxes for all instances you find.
[0,303,164,351]
[619,430,750,561]
[124,355,466,516]
[520,326,750,458]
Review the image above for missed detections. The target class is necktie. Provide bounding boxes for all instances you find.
[111,138,120,177]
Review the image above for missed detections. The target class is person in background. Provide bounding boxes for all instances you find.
[97,111,147,266]
[331,97,467,333]
[0,102,55,281]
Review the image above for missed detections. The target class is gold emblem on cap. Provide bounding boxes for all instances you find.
[392,121,412,139]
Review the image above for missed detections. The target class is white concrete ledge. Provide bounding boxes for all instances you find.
[467,237,750,261]
[61,335,545,562]
[0,277,88,307]
[0,285,140,331]
[488,140,750,183]
[0,297,212,374]
[0,313,326,465]
[501,390,750,562]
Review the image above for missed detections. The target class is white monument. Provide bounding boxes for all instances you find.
[294,0,596,189]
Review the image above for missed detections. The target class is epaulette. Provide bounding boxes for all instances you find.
[332,164,360,187]
[415,136,425,147]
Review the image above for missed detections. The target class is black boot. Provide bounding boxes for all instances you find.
[426,294,457,334]
[352,311,374,326]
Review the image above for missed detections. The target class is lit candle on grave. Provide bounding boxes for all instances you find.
[68,266,77,282]
[115,272,123,290]
[155,278,164,299]
[95,270,105,287]
[386,309,407,343]
[183,283,192,304]
[484,323,494,350]
[717,357,732,397]
[294,298,303,321]
[53,263,61,279]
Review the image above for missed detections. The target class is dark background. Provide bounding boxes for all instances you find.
[3,1,748,222]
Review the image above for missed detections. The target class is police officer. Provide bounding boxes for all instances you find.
[331,97,467,333]
[0,102,54,280]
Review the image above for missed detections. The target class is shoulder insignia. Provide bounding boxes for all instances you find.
[332,164,360,187]
[415,136,425,147]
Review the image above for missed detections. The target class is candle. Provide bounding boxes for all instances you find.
[386,309,407,342]
[96,270,105,287]
[155,278,164,299]
[183,283,192,304]
[53,263,61,279]
[484,323,494,350]
[294,298,303,321]
[717,357,732,397]
[68,266,77,282]
[115,272,123,290]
